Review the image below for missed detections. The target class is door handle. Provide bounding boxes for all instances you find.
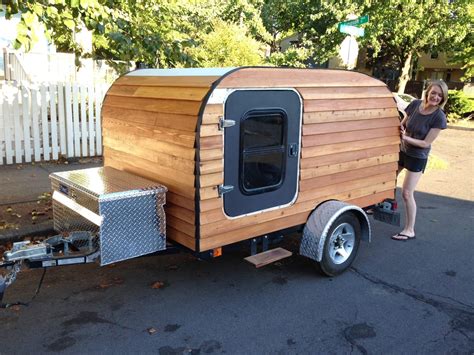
[288,143,298,157]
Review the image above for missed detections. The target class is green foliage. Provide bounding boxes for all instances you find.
[267,47,309,68]
[445,90,474,122]
[448,31,474,82]
[3,0,472,79]
[261,1,357,65]
[188,20,265,67]
[426,154,449,171]
[358,0,472,92]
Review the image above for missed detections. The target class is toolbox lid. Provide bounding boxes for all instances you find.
[50,167,167,198]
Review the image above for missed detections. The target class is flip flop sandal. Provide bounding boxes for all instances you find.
[391,233,416,241]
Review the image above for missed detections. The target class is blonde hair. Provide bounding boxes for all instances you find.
[423,80,449,109]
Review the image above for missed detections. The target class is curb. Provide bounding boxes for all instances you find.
[0,221,55,243]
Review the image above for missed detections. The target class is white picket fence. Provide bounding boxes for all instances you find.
[0,81,109,165]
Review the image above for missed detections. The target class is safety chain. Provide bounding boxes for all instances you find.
[2,262,22,287]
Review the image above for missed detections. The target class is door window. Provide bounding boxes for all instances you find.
[240,110,286,194]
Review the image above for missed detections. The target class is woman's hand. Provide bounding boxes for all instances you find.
[400,125,406,140]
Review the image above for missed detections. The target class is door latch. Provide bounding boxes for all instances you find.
[288,143,298,157]
[218,184,234,197]
[219,117,236,130]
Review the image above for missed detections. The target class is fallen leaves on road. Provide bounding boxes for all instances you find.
[97,276,124,289]
[151,281,165,289]
[0,193,53,230]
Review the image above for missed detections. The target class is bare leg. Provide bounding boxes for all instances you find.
[394,170,422,239]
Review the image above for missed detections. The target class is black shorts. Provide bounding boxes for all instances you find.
[399,151,427,173]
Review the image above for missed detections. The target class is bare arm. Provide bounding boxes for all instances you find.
[401,128,442,148]
[400,110,408,128]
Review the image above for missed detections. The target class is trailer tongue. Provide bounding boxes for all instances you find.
[1,167,167,305]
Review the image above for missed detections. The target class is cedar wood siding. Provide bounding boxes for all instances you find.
[102,68,400,252]
[198,68,399,251]
[102,74,219,250]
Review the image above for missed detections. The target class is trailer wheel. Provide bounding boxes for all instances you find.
[319,212,361,276]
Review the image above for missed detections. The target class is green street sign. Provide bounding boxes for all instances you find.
[339,15,369,28]
[339,24,365,37]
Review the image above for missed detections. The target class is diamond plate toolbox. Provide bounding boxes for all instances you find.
[50,167,167,266]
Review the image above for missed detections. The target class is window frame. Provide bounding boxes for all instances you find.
[238,108,288,196]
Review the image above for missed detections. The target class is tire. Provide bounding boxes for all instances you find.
[319,212,361,277]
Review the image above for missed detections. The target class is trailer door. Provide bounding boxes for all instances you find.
[222,89,302,218]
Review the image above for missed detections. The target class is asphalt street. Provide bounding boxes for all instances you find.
[0,128,473,354]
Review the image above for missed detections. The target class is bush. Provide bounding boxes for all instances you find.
[445,90,474,123]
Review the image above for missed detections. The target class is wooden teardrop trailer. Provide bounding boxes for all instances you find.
[100,67,400,274]
[1,67,401,285]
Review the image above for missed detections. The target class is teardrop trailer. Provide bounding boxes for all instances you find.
[1,67,401,298]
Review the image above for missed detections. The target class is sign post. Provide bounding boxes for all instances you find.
[337,15,369,69]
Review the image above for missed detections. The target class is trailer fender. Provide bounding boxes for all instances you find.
[300,200,371,262]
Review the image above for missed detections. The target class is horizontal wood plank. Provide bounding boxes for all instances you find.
[166,204,195,225]
[104,96,202,116]
[108,85,208,101]
[103,117,196,148]
[199,159,223,174]
[298,172,395,204]
[103,133,195,161]
[167,192,195,212]
[200,135,222,149]
[102,105,197,132]
[200,124,221,137]
[116,75,219,88]
[346,189,395,208]
[302,127,399,147]
[199,177,395,227]
[200,148,223,161]
[304,108,398,124]
[168,226,196,250]
[304,98,396,112]
[301,144,400,169]
[199,197,222,212]
[301,152,399,179]
[167,214,195,237]
[104,146,195,175]
[202,113,222,125]
[202,104,224,116]
[297,86,393,100]
[302,136,400,158]
[200,185,220,200]
[300,162,397,191]
[105,155,195,199]
[199,212,309,251]
[303,117,400,135]
[200,173,395,235]
[200,172,223,188]
[244,248,292,268]
[218,68,386,88]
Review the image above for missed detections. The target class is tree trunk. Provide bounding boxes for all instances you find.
[397,51,413,94]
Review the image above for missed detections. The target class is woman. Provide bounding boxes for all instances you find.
[392,80,448,241]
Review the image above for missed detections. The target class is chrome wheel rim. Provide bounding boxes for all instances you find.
[328,222,355,264]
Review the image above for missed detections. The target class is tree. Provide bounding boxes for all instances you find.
[448,30,473,82]
[359,0,472,93]
[3,0,196,70]
[261,1,360,67]
[3,0,271,70]
[177,0,268,67]
[188,19,265,67]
